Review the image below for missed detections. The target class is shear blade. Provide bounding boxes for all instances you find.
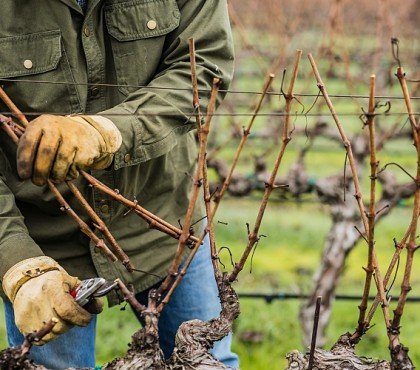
[93,280,118,297]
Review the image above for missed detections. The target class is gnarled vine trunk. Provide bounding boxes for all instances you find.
[0,278,240,370]
[286,334,391,370]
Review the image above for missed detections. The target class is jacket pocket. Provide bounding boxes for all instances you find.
[105,0,180,95]
[0,30,82,116]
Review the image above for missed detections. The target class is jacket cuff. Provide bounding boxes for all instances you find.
[2,256,60,302]
[100,106,191,170]
[100,106,142,170]
[72,115,123,154]
[0,234,45,282]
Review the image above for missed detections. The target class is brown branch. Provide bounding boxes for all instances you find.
[205,161,223,283]
[189,38,201,114]
[0,114,20,144]
[0,86,28,127]
[196,74,223,283]
[115,278,146,316]
[352,75,379,342]
[385,67,420,367]
[156,40,221,309]
[21,318,59,356]
[47,180,118,262]
[154,39,207,302]
[228,50,301,282]
[396,68,418,130]
[159,38,206,286]
[158,79,222,311]
[80,171,199,245]
[308,296,322,370]
[204,108,224,285]
[366,212,414,324]
[307,54,390,329]
[366,67,420,329]
[66,180,134,272]
[175,37,205,248]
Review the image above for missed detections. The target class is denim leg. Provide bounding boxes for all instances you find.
[2,299,96,370]
[144,237,239,369]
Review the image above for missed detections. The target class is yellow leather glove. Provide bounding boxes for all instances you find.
[2,256,98,345]
[17,115,122,186]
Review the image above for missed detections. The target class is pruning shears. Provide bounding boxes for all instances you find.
[70,277,118,307]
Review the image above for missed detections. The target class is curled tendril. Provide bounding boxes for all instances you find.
[359,101,392,126]
[250,235,266,273]
[343,152,349,202]
[378,162,416,182]
[218,246,235,269]
[304,91,322,143]
[391,37,401,68]
[387,253,400,300]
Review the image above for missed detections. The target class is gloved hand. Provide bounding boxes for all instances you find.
[2,256,101,345]
[17,115,122,186]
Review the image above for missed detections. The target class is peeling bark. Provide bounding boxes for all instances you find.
[286,334,391,370]
[0,346,48,370]
[390,344,414,370]
[103,312,166,370]
[167,279,239,370]
[103,278,240,370]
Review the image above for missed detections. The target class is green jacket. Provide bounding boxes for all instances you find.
[0,0,234,304]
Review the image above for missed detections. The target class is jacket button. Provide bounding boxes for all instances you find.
[147,20,157,30]
[84,26,91,37]
[100,204,110,214]
[90,87,100,97]
[23,60,33,69]
[124,154,131,163]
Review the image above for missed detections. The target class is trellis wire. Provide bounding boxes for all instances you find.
[1,111,418,118]
[238,292,420,304]
[0,78,419,100]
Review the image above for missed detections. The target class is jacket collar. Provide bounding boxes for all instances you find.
[58,0,103,16]
[58,0,84,15]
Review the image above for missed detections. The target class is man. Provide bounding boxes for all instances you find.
[0,0,238,368]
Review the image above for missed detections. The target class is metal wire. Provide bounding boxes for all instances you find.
[238,292,420,303]
[1,78,419,100]
[1,111,418,118]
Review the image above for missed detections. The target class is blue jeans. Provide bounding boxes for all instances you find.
[3,239,239,369]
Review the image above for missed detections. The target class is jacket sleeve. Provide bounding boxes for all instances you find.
[0,174,44,280]
[100,0,234,170]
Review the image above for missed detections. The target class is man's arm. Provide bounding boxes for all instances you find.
[0,171,96,342]
[100,0,234,170]
[0,173,44,277]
